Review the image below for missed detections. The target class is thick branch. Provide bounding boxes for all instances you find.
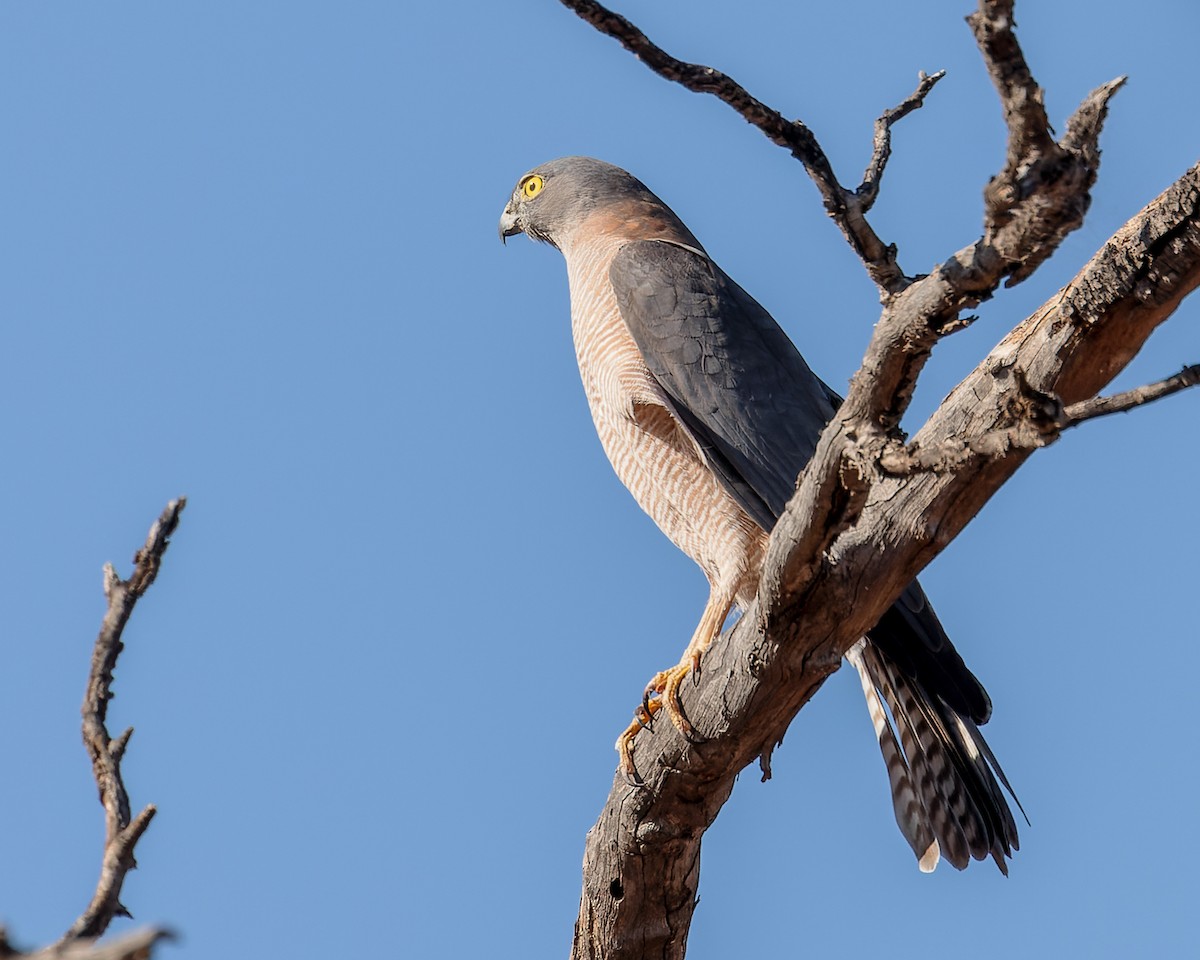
[572,162,1200,960]
[58,499,186,946]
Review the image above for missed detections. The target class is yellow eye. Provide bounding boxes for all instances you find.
[522,175,544,199]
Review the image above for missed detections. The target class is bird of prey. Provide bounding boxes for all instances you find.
[499,156,1022,873]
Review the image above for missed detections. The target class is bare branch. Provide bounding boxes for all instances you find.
[556,0,829,167]
[560,0,1122,461]
[879,425,1041,475]
[857,70,945,212]
[968,0,1054,171]
[834,62,1125,441]
[1064,363,1200,424]
[557,0,921,294]
[57,499,186,946]
[880,368,1063,474]
[969,1,1125,284]
[880,363,1200,474]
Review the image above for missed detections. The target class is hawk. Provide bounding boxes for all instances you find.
[499,156,1022,873]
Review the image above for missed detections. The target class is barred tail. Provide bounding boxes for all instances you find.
[846,640,941,872]
[847,639,1024,874]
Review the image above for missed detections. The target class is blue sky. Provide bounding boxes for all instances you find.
[1,2,1196,958]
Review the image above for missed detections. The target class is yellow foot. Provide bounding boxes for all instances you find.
[617,660,708,785]
[616,699,661,785]
[645,661,702,742]
[615,592,731,785]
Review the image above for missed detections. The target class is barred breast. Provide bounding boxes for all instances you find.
[561,231,767,609]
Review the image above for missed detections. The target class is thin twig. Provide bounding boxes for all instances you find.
[881,364,1200,474]
[1064,363,1200,423]
[57,499,186,946]
[857,70,945,211]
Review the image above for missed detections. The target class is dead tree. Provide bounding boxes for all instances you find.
[2,500,184,960]
[553,2,1200,958]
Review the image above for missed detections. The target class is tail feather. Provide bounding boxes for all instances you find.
[846,641,939,871]
[848,639,1021,874]
[949,709,1028,867]
[865,644,980,870]
[955,709,1028,829]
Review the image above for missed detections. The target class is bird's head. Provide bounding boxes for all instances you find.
[499,157,695,251]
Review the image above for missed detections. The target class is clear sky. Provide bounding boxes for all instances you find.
[1,2,1197,958]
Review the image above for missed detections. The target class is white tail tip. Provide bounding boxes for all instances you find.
[918,840,941,873]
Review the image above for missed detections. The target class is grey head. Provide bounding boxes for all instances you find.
[498,156,695,250]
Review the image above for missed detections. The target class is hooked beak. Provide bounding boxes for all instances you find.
[498,201,523,244]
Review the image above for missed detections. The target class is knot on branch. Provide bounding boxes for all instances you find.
[1004,367,1065,432]
[880,366,1064,475]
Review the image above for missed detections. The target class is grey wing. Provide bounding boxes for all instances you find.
[610,238,1021,867]
[609,239,839,530]
[609,237,993,720]
[609,239,994,726]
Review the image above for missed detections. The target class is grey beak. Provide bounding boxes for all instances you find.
[498,202,522,244]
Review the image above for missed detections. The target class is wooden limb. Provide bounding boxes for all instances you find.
[1063,363,1200,424]
[837,56,1121,437]
[881,363,1200,475]
[970,1,1125,282]
[857,70,945,213]
[968,0,1055,174]
[562,3,1196,957]
[55,499,186,948]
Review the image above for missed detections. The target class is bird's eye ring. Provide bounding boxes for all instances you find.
[522,175,544,199]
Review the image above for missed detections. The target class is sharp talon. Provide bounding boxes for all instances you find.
[617,705,659,787]
[618,748,643,786]
[617,735,640,784]
[617,594,731,775]
[618,742,645,787]
[669,700,705,743]
[680,722,707,745]
[662,670,708,743]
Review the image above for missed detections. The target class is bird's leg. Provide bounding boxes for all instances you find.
[616,592,733,784]
[659,594,732,737]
